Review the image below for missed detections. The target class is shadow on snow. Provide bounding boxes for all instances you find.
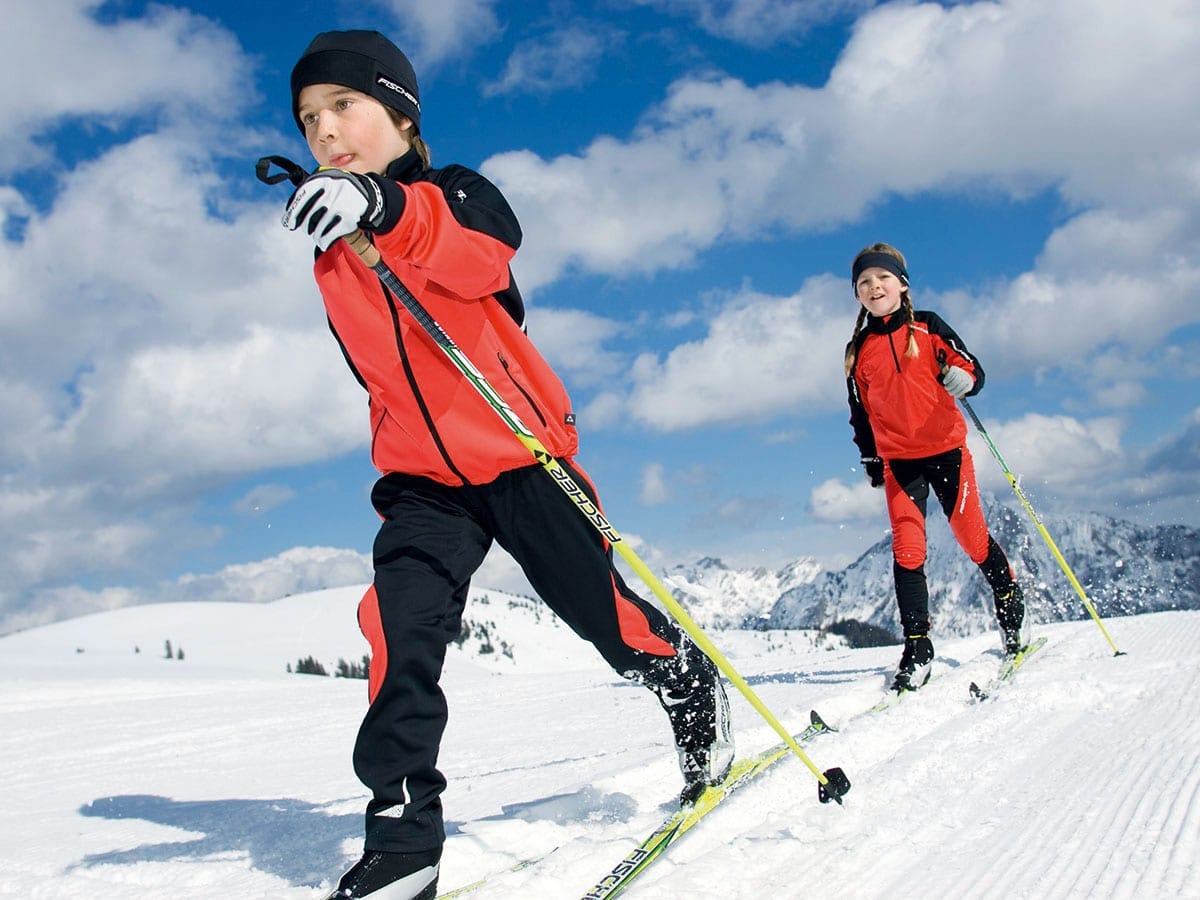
[76,794,358,887]
[74,787,638,887]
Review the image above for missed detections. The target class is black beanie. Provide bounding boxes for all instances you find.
[291,30,420,134]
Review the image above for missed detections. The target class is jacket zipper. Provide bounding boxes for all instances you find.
[887,329,903,373]
[497,352,548,427]
[380,276,469,484]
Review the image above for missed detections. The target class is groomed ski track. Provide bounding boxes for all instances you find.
[2,606,1198,898]
[438,613,1199,899]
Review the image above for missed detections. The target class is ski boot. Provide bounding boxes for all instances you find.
[891,634,934,693]
[995,584,1027,657]
[325,848,440,899]
[643,642,735,805]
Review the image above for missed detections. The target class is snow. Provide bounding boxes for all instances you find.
[1,587,1197,899]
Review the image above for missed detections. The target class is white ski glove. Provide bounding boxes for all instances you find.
[282,169,386,251]
[941,365,974,399]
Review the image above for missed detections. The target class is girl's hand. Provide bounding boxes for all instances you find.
[282,169,387,251]
[941,365,974,399]
[861,457,885,488]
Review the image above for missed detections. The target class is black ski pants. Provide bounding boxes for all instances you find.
[353,460,688,853]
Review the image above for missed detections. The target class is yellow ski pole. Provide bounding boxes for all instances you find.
[960,398,1124,656]
[256,156,851,804]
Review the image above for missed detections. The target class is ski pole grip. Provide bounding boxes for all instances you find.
[343,229,381,267]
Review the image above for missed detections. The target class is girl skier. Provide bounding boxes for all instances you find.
[275,30,732,900]
[844,242,1027,693]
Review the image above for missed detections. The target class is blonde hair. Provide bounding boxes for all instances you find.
[844,242,918,376]
[386,108,431,169]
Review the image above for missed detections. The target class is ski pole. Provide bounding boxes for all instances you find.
[257,157,851,804]
[959,398,1124,656]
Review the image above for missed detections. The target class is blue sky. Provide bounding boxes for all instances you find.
[2,0,1198,633]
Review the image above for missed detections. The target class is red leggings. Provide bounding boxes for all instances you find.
[884,447,1013,635]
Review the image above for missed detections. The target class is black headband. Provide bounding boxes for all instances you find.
[851,252,909,286]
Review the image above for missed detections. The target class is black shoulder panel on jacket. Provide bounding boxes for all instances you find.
[428,164,523,252]
[914,309,985,395]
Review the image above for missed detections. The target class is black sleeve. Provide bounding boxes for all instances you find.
[919,310,986,396]
[847,370,879,460]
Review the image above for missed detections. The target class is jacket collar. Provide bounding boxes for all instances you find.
[384,148,426,184]
[865,311,908,335]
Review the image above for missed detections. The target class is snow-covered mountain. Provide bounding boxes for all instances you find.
[661,555,822,629]
[662,498,1200,641]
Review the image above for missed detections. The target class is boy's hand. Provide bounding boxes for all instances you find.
[282,169,386,251]
[940,365,974,399]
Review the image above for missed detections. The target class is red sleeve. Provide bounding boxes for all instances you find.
[373,181,515,299]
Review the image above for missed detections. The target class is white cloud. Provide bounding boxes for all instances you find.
[474,545,537,599]
[0,1,250,172]
[493,0,1200,294]
[234,484,298,517]
[965,411,1125,496]
[171,546,372,603]
[524,307,629,387]
[640,462,670,505]
[53,326,364,481]
[627,0,871,45]
[0,543,379,635]
[489,0,1200,438]
[943,207,1200,386]
[0,18,369,623]
[810,476,884,523]
[370,0,502,68]
[623,276,852,429]
[1,128,366,487]
[485,25,621,97]
[4,0,1200,630]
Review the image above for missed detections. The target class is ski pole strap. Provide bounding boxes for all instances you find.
[255,155,310,187]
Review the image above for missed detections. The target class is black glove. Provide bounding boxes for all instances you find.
[861,457,885,488]
[282,169,387,251]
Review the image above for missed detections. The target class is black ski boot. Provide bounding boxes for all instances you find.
[325,847,440,899]
[642,643,735,805]
[995,584,1027,656]
[891,634,934,693]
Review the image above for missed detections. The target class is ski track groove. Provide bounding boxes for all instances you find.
[946,618,1198,900]
[622,615,1200,900]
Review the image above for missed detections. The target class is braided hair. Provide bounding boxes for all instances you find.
[844,242,919,376]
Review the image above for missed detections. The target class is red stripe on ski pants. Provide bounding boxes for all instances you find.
[353,460,684,853]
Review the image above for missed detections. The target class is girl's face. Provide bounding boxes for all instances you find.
[297,84,412,175]
[854,266,905,318]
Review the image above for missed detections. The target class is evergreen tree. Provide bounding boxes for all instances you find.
[295,655,329,676]
[826,618,898,648]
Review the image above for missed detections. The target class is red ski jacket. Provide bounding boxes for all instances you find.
[312,150,578,486]
[847,310,983,461]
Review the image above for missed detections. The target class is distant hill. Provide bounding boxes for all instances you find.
[6,499,1194,660]
[0,584,827,680]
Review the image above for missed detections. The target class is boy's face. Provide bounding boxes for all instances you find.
[296,84,412,175]
[855,266,905,318]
